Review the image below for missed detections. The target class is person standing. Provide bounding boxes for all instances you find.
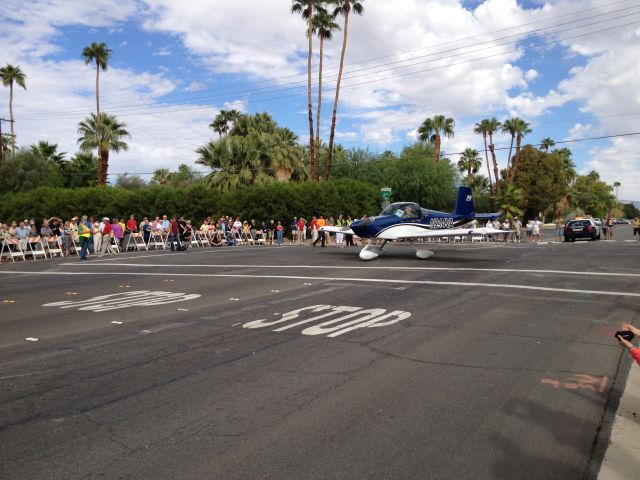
[605,213,614,240]
[532,218,542,243]
[525,219,533,243]
[335,214,345,248]
[297,217,305,245]
[633,216,640,240]
[345,216,354,246]
[169,215,182,251]
[93,219,103,254]
[276,221,284,246]
[554,217,563,243]
[78,215,92,260]
[290,217,298,244]
[513,217,522,243]
[99,218,115,256]
[309,216,318,245]
[127,214,138,234]
[313,215,326,247]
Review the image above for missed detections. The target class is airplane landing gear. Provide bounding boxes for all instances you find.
[411,241,434,259]
[359,239,388,261]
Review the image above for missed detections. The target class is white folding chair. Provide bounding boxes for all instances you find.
[1,239,26,262]
[255,231,266,245]
[199,231,210,247]
[25,237,48,260]
[46,236,64,258]
[110,236,121,253]
[242,231,255,245]
[125,233,148,252]
[71,236,83,254]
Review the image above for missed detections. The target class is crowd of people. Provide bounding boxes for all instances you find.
[0,213,365,261]
[2,212,638,262]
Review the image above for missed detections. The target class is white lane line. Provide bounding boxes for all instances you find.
[75,246,284,263]
[2,270,639,298]
[56,263,640,278]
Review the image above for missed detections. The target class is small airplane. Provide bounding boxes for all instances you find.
[321,186,504,260]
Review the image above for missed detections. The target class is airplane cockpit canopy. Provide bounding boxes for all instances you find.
[380,202,423,219]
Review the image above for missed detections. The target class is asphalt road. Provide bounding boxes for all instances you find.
[1,226,639,480]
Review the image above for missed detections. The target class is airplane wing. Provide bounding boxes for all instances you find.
[377,226,506,240]
[320,226,355,235]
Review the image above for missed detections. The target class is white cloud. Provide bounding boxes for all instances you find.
[184,81,205,92]
[152,46,172,56]
[524,69,538,81]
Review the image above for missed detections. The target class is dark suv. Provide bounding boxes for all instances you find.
[564,219,601,242]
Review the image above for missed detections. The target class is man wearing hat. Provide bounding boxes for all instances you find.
[99,217,116,256]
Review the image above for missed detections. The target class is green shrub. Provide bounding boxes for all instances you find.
[0,179,380,224]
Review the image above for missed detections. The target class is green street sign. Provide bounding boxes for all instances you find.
[380,187,392,200]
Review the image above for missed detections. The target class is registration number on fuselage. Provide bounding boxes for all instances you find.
[429,217,455,229]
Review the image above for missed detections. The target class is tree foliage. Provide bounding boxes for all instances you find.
[569,171,616,217]
[512,145,567,218]
[0,179,379,224]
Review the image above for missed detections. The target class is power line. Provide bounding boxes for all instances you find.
[17,16,640,123]
[17,3,640,119]
[11,131,640,176]
[35,0,638,104]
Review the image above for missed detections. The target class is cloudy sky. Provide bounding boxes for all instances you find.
[1,0,639,199]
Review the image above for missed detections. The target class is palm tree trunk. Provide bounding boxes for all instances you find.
[96,64,104,184]
[433,134,441,162]
[506,134,514,172]
[508,134,523,184]
[306,7,315,181]
[314,36,325,182]
[96,65,100,116]
[489,131,499,192]
[9,81,15,155]
[326,9,349,180]
[100,149,109,185]
[483,132,493,193]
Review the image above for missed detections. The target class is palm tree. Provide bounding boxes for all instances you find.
[457,148,481,182]
[270,128,307,182]
[613,181,621,198]
[77,112,130,185]
[0,64,27,155]
[152,168,171,185]
[29,141,67,166]
[474,119,493,193]
[496,184,524,221]
[508,118,532,183]
[501,118,518,172]
[539,137,555,152]
[552,147,576,184]
[514,118,531,154]
[417,115,455,162]
[291,0,319,178]
[81,42,111,116]
[484,117,501,191]
[311,8,340,181]
[326,0,364,180]
[209,109,240,138]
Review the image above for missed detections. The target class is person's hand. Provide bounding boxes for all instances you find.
[617,335,634,349]
[621,323,640,336]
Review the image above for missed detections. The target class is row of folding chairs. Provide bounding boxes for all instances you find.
[1,236,66,262]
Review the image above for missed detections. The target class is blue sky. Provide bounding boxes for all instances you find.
[1,0,639,199]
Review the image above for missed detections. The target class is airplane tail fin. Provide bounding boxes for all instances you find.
[453,186,475,217]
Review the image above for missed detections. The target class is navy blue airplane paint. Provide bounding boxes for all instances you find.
[321,186,502,260]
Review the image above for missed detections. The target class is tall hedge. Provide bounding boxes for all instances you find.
[0,179,380,223]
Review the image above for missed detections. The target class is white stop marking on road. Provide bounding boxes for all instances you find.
[43,290,201,312]
[243,305,411,338]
